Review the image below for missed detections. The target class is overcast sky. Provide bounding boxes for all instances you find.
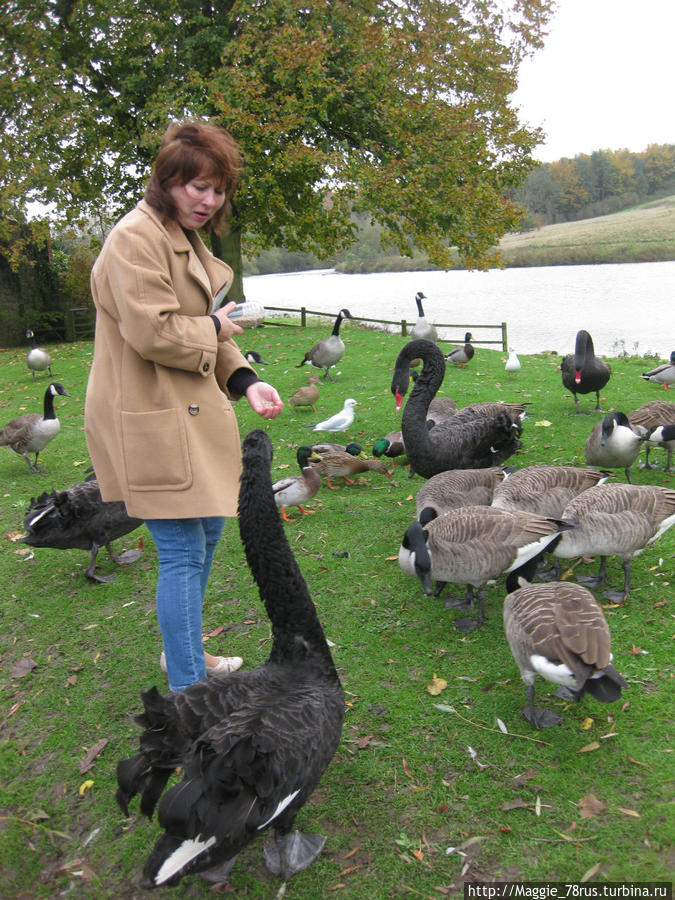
[512,0,675,162]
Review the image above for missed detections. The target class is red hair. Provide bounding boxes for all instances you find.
[144,120,242,233]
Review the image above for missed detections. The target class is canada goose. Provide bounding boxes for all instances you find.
[244,350,269,365]
[645,423,675,472]
[25,329,53,379]
[0,382,69,473]
[391,339,522,478]
[410,291,438,342]
[503,573,627,729]
[21,474,142,582]
[641,350,675,389]
[627,400,675,469]
[552,483,675,603]
[458,401,529,423]
[116,429,345,887]
[398,506,571,632]
[444,332,474,366]
[309,446,389,489]
[426,396,459,427]
[560,330,611,413]
[311,398,358,437]
[416,467,509,524]
[296,309,353,380]
[491,464,609,518]
[272,446,322,521]
[288,373,321,413]
[505,349,521,373]
[584,412,645,483]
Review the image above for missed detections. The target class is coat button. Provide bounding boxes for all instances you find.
[203,362,210,372]
[188,403,200,416]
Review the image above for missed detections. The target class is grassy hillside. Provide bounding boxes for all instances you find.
[499,195,675,267]
[0,325,673,899]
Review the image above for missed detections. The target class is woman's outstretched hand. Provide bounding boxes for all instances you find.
[245,381,284,420]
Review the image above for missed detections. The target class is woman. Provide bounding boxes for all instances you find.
[84,120,283,692]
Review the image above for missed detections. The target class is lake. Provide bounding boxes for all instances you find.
[243,260,674,359]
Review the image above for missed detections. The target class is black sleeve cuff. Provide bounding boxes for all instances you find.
[210,314,221,334]
[227,367,260,396]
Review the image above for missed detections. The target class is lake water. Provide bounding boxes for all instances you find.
[244,260,674,359]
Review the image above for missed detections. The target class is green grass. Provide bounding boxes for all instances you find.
[0,324,673,899]
[498,195,675,267]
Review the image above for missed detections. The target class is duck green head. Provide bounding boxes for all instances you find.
[296,446,321,468]
[345,442,363,456]
[372,439,390,458]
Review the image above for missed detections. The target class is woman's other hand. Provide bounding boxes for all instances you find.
[245,382,284,420]
[212,301,244,341]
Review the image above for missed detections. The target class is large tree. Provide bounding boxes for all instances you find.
[1,0,553,296]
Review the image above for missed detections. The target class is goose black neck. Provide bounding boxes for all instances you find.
[238,430,335,667]
[43,387,57,420]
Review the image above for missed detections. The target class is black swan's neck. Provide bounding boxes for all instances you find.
[238,430,335,668]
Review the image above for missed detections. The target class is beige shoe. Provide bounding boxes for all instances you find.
[160,651,243,676]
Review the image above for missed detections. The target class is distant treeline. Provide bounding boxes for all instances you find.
[245,143,675,275]
[514,143,675,229]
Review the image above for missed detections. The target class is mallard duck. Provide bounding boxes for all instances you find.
[444,332,474,366]
[503,572,627,729]
[272,446,322,521]
[505,349,521,373]
[391,340,522,478]
[410,291,438,342]
[21,474,143,582]
[311,441,362,456]
[372,431,406,469]
[560,329,611,413]
[116,429,345,887]
[296,309,353,380]
[641,350,675,389]
[309,446,389,489]
[310,398,358,437]
[584,412,645,483]
[627,400,675,469]
[552,483,675,603]
[26,329,53,380]
[645,423,675,472]
[416,467,510,524]
[244,350,269,365]
[398,506,571,632]
[288,373,321,413]
[0,382,69,473]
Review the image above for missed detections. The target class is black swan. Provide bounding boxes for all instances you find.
[560,329,611,413]
[116,429,345,888]
[296,308,353,380]
[21,474,143,582]
[391,339,522,478]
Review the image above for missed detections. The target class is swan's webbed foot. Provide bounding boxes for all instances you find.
[198,854,240,884]
[263,831,327,878]
[523,705,563,729]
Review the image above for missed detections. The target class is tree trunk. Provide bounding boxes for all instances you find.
[211,226,245,303]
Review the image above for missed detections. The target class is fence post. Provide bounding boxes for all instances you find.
[401,319,408,337]
[501,322,508,352]
[301,307,307,327]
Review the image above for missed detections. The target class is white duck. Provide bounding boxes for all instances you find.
[505,349,521,372]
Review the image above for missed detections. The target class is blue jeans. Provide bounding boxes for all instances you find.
[144,516,225,693]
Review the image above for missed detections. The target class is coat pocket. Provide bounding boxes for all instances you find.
[121,408,192,490]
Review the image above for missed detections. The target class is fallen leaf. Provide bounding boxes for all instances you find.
[534,420,552,427]
[402,758,413,778]
[343,846,361,860]
[78,780,94,796]
[627,756,650,768]
[357,734,374,749]
[6,530,24,542]
[496,718,508,734]
[204,625,225,638]
[581,717,594,730]
[578,741,600,753]
[577,793,606,819]
[581,862,603,882]
[630,645,643,655]
[617,807,641,818]
[535,795,542,817]
[66,674,78,687]
[11,657,37,678]
[412,848,424,862]
[78,738,108,774]
[502,798,529,811]
[427,673,448,696]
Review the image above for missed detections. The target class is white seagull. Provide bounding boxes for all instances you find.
[311,398,358,436]
[505,348,521,372]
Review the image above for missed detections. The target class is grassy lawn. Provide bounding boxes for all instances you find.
[0,321,673,899]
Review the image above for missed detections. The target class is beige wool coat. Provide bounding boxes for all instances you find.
[84,199,256,519]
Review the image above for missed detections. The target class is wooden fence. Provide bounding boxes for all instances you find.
[262,305,509,352]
